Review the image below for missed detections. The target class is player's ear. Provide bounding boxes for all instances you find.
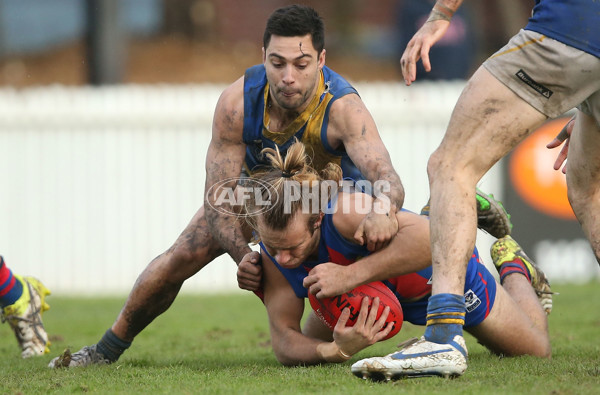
[318,49,326,70]
[314,212,325,229]
[262,47,266,63]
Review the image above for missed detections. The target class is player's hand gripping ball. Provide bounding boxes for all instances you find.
[308,281,403,340]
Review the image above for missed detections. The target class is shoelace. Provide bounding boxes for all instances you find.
[1,281,46,344]
[71,346,110,364]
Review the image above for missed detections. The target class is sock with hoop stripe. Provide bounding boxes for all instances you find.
[424,293,466,349]
[498,258,532,284]
[0,257,24,308]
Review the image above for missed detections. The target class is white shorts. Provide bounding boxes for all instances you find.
[483,29,600,122]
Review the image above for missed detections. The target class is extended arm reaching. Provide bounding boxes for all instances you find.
[400,0,465,85]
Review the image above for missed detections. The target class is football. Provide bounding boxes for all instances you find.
[308,281,403,341]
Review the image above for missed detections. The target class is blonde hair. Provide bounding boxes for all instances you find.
[244,140,341,232]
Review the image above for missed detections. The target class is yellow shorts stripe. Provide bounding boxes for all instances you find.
[490,35,546,59]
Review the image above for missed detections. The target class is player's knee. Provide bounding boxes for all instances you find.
[167,245,197,267]
[427,149,459,186]
[426,150,445,184]
[566,186,592,219]
[542,343,552,359]
[523,332,552,359]
[428,149,483,189]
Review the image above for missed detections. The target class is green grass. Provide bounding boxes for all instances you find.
[1,282,600,394]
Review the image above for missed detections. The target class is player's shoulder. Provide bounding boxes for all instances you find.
[327,89,368,127]
[218,76,244,109]
[326,92,367,143]
[213,76,245,127]
[212,76,245,140]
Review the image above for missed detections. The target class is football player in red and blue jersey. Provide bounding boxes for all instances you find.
[240,141,550,370]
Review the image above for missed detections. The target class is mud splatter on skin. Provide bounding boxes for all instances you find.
[483,106,500,118]
[123,282,181,339]
[477,98,533,149]
[122,206,232,340]
[481,98,502,119]
[184,223,215,255]
[121,192,228,340]
[223,113,235,129]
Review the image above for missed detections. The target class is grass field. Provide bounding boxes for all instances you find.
[1,282,599,394]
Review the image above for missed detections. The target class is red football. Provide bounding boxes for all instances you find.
[308,281,403,341]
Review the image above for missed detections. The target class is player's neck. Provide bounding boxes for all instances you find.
[266,98,302,132]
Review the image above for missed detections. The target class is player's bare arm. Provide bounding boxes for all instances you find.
[261,250,337,365]
[262,249,388,365]
[327,94,405,251]
[204,77,253,263]
[400,0,464,85]
[304,193,431,298]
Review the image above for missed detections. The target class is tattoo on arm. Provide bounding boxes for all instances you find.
[204,158,251,263]
[204,105,251,263]
[205,207,250,263]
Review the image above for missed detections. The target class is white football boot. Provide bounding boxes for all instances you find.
[351,335,468,380]
[48,345,110,368]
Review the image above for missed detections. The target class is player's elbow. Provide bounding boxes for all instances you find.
[273,348,303,367]
[277,357,302,367]
[271,338,310,366]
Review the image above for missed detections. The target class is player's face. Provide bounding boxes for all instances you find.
[258,212,322,269]
[263,34,325,112]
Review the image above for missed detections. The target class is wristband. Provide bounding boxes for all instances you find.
[338,348,352,359]
[316,342,352,362]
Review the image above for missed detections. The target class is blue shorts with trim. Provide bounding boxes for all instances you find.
[399,249,497,328]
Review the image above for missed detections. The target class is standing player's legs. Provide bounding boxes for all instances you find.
[565,106,600,264]
[350,69,549,379]
[427,66,547,296]
[425,65,547,340]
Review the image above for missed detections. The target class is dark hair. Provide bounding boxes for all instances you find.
[263,4,325,54]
